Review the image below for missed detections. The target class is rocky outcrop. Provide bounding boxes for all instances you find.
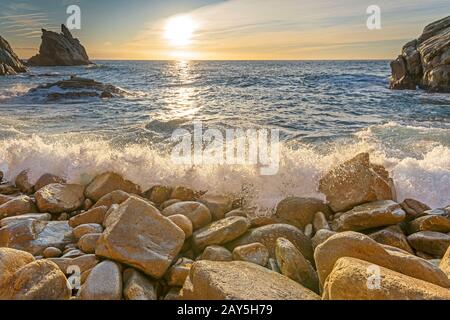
[0,36,26,76]
[390,16,450,92]
[28,24,91,66]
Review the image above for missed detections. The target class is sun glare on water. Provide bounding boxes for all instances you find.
[164,15,196,46]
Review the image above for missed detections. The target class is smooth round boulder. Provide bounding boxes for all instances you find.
[79,260,122,300]
[43,247,62,258]
[162,201,211,230]
[200,245,233,261]
[232,242,269,266]
[35,183,85,214]
[168,214,193,239]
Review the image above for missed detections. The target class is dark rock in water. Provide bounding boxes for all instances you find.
[0,36,27,76]
[390,16,450,92]
[28,24,91,66]
[28,76,128,100]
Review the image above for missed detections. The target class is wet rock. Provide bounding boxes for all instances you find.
[439,246,450,278]
[369,225,414,254]
[28,24,91,66]
[323,257,450,300]
[0,36,27,75]
[162,201,212,230]
[181,260,320,300]
[313,211,330,232]
[43,247,62,258]
[34,173,66,191]
[49,254,99,275]
[15,170,34,194]
[199,245,233,261]
[198,193,233,220]
[311,229,337,250]
[165,258,193,287]
[0,213,52,227]
[0,248,35,288]
[319,153,395,212]
[227,223,314,263]
[123,268,157,300]
[96,196,184,278]
[92,190,130,209]
[275,238,319,293]
[79,260,122,300]
[275,197,331,229]
[314,231,450,288]
[78,233,101,254]
[232,242,269,266]
[168,214,193,239]
[192,216,250,251]
[0,195,38,218]
[0,183,19,195]
[35,183,85,214]
[0,220,74,255]
[408,231,450,257]
[85,172,140,201]
[400,198,431,220]
[225,208,247,218]
[69,205,107,227]
[390,16,450,92]
[408,215,450,234]
[170,186,196,201]
[331,200,405,232]
[143,185,172,205]
[73,223,103,240]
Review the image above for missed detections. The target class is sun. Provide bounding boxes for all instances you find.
[164,15,196,47]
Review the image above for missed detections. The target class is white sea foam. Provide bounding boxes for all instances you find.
[0,123,448,209]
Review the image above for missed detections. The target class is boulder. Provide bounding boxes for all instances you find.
[318,153,395,212]
[331,200,405,232]
[199,245,233,261]
[162,201,211,230]
[314,231,450,288]
[0,36,26,75]
[323,257,450,300]
[95,196,184,278]
[440,246,450,278]
[0,220,74,255]
[73,223,103,240]
[192,216,250,251]
[232,242,269,266]
[92,190,130,208]
[123,268,157,300]
[0,195,38,218]
[49,254,99,275]
[0,213,51,227]
[313,211,330,232]
[28,24,91,66]
[15,170,34,194]
[198,193,233,220]
[0,248,35,288]
[0,183,18,195]
[165,258,193,287]
[0,260,71,300]
[311,229,337,250]
[69,206,107,227]
[227,223,314,263]
[408,215,450,234]
[181,260,320,300]
[142,185,172,205]
[408,231,450,257]
[43,247,62,258]
[275,197,331,229]
[79,260,122,300]
[34,173,65,191]
[275,238,319,293]
[170,186,196,201]
[400,198,431,220]
[85,172,140,201]
[168,214,193,239]
[78,233,101,254]
[390,16,450,92]
[369,225,414,254]
[35,183,85,214]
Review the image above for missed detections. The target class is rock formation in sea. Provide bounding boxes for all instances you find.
[0,36,27,76]
[0,153,449,300]
[27,24,91,66]
[390,16,450,92]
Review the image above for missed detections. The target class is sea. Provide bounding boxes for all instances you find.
[0,60,449,208]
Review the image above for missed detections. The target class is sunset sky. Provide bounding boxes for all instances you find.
[0,0,448,60]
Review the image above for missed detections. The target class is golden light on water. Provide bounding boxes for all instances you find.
[164,15,196,47]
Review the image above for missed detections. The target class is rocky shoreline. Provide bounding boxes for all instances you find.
[0,152,449,300]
